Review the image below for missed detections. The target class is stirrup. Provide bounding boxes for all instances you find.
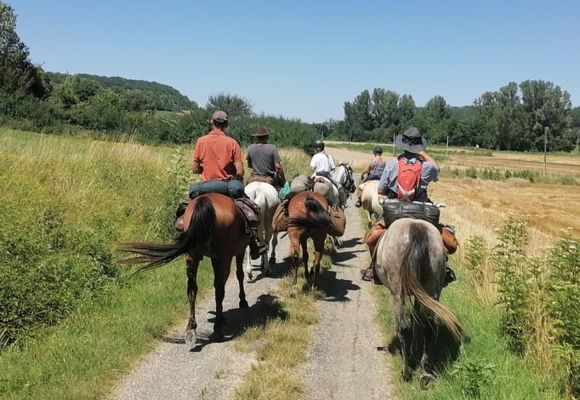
[444,266,456,287]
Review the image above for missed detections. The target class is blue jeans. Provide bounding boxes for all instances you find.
[188,179,245,199]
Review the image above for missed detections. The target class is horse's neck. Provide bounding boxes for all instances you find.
[331,166,346,183]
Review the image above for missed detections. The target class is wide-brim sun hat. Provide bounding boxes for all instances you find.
[251,127,270,137]
[395,127,427,153]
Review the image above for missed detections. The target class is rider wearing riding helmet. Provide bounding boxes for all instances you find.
[310,140,347,206]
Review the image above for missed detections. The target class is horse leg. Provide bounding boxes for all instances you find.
[394,293,412,382]
[236,253,249,309]
[289,229,301,286]
[301,236,310,284]
[263,223,274,274]
[211,257,231,342]
[311,234,325,289]
[245,246,254,283]
[185,253,202,347]
[269,231,278,266]
[419,306,436,389]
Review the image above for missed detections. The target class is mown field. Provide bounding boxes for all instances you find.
[333,144,579,399]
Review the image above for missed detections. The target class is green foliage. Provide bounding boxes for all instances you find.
[547,232,580,397]
[450,358,496,399]
[0,130,181,347]
[206,93,253,119]
[0,2,50,99]
[464,236,489,276]
[493,217,533,353]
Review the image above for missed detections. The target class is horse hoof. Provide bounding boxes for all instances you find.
[184,329,197,348]
[420,373,435,390]
[268,257,276,265]
[210,331,225,342]
[246,272,255,283]
[240,299,249,309]
[401,369,412,382]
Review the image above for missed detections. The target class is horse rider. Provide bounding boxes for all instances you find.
[362,127,458,283]
[355,145,386,207]
[310,140,347,206]
[185,110,267,259]
[246,127,286,188]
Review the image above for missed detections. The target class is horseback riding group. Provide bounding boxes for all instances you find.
[121,111,463,385]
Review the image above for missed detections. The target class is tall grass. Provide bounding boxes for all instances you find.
[0,129,214,399]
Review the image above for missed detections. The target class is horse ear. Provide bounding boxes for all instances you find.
[347,161,352,168]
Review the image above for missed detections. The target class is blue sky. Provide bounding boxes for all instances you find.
[11,0,580,122]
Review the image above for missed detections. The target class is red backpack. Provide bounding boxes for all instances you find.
[396,157,422,201]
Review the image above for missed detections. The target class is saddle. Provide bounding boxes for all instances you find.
[174,196,261,233]
[271,199,345,237]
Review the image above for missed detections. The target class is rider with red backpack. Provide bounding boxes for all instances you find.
[362,127,458,283]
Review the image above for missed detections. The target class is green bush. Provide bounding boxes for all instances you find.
[0,131,180,347]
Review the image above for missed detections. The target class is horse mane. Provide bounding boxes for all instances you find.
[400,222,464,340]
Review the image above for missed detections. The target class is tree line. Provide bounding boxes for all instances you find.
[0,2,319,150]
[330,83,579,152]
[1,1,579,152]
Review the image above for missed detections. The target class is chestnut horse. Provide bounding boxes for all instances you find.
[119,193,249,346]
[287,191,330,289]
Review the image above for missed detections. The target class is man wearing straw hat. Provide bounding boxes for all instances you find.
[246,127,286,188]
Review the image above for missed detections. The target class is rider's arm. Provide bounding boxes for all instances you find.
[377,160,395,195]
[233,143,244,180]
[192,142,202,174]
[310,155,318,171]
[192,160,202,174]
[417,151,439,172]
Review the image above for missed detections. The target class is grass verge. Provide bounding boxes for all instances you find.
[234,269,323,400]
[0,260,213,400]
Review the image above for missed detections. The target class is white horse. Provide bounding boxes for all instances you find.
[359,180,383,226]
[244,181,280,282]
[312,163,355,208]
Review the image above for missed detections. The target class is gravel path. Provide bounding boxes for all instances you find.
[110,239,291,400]
[302,198,395,400]
[111,192,395,400]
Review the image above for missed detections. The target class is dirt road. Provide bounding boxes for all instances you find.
[110,195,394,400]
[301,199,394,400]
[110,245,292,400]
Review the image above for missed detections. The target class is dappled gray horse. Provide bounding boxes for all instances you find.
[375,218,463,387]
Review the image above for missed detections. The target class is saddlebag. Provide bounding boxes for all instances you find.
[382,200,440,227]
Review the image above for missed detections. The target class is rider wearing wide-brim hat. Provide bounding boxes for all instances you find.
[378,127,439,202]
[362,127,458,284]
[246,127,286,188]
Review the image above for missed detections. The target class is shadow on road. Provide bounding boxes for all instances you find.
[317,269,360,302]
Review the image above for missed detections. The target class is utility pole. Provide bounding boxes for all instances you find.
[446,135,449,159]
[543,126,548,177]
[392,132,396,155]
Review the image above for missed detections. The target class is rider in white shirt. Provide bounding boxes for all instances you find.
[310,141,346,206]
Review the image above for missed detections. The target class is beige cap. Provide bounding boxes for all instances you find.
[210,110,228,122]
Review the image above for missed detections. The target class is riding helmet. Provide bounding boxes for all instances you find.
[314,140,325,150]
[373,145,383,154]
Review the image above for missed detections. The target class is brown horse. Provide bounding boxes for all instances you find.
[119,193,249,346]
[287,191,330,289]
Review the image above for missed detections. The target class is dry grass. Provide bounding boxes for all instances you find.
[234,274,319,400]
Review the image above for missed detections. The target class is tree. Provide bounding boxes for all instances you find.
[424,95,451,122]
[206,93,253,119]
[0,2,49,98]
[520,80,572,151]
[398,94,417,128]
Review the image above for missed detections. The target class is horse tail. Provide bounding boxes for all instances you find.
[400,223,463,340]
[119,197,216,272]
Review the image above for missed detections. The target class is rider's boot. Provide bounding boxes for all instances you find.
[249,228,268,260]
[443,255,456,287]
